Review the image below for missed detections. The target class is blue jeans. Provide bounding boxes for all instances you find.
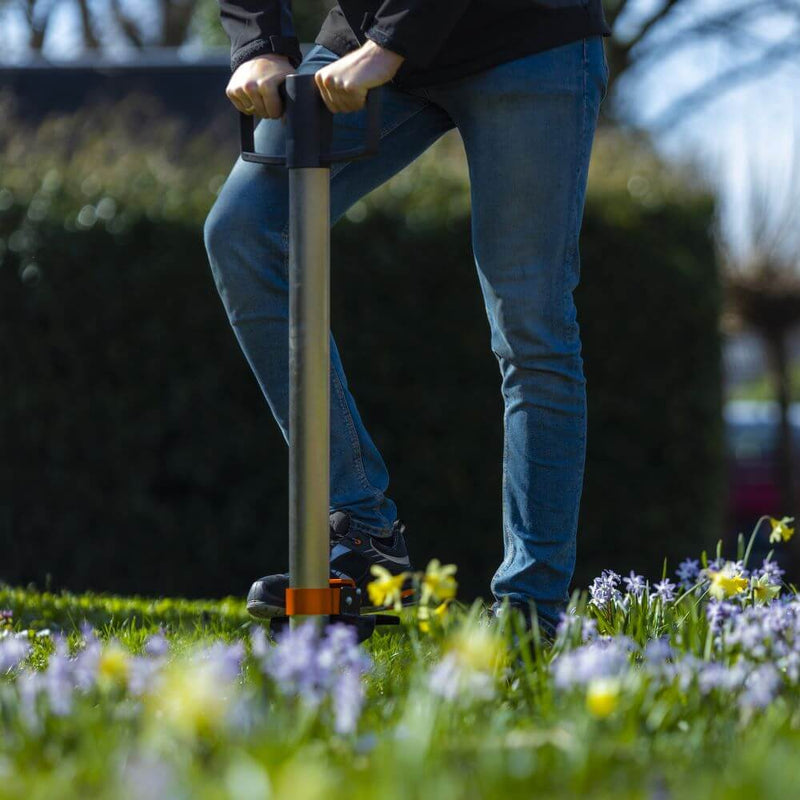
[203,37,608,628]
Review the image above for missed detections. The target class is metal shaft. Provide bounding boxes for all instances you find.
[288,167,330,627]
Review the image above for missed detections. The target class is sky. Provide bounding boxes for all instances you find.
[1,0,798,266]
[609,0,799,266]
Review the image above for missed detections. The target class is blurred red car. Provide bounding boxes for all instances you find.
[724,399,800,532]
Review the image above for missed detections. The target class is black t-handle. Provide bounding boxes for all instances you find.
[239,73,382,168]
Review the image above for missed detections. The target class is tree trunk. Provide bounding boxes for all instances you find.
[161,0,195,46]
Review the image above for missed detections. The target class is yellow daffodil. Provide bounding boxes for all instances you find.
[586,678,620,719]
[707,568,748,600]
[421,559,458,605]
[146,660,228,738]
[97,642,129,689]
[417,599,452,633]
[447,623,507,674]
[367,565,410,612]
[750,573,781,604]
[769,516,795,544]
[434,599,451,618]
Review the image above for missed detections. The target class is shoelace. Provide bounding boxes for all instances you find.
[328,519,404,550]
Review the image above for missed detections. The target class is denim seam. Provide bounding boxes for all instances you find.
[561,39,590,342]
[497,404,515,583]
[331,360,383,499]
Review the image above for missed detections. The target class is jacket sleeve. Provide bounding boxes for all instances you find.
[363,0,472,68]
[218,0,304,73]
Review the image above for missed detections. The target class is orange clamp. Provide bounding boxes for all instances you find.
[285,578,358,616]
[285,587,339,616]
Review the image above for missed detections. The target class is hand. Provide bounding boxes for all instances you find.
[226,54,294,119]
[315,40,405,114]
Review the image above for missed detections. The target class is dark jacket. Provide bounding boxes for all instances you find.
[219,0,612,90]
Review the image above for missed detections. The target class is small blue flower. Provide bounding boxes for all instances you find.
[675,558,700,587]
[623,571,646,597]
[652,579,677,603]
[589,570,622,610]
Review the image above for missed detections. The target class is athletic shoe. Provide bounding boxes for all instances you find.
[246,510,415,619]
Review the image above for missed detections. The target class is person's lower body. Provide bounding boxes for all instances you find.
[203,37,609,629]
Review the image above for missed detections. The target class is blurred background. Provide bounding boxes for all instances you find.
[1,0,799,602]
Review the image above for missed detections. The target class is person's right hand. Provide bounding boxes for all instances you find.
[226,54,294,120]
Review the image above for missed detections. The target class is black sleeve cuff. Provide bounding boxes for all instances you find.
[363,25,412,61]
[230,34,303,73]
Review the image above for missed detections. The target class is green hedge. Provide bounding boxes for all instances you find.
[0,187,724,602]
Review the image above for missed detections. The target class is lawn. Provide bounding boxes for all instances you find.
[1,516,799,799]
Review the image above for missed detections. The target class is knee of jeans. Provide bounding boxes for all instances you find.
[203,194,248,266]
[203,198,233,264]
[490,316,582,372]
[204,191,287,273]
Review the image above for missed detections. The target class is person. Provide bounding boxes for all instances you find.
[203,0,611,637]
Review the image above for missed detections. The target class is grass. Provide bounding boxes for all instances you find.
[1,518,800,799]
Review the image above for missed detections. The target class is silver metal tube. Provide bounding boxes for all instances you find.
[288,167,330,627]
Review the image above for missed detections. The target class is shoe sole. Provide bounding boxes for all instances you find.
[247,589,417,620]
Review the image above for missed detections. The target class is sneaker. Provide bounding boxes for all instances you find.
[246,510,415,619]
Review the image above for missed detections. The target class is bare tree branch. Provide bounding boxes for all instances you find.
[631,1,793,65]
[642,34,800,134]
[620,0,682,55]
[108,0,144,48]
[75,0,100,50]
[23,0,57,51]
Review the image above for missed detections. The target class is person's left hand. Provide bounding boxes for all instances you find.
[314,39,405,114]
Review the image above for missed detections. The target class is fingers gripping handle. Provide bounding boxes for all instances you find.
[238,82,288,166]
[239,73,382,168]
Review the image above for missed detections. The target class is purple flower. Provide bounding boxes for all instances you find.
[778,651,800,683]
[581,617,598,642]
[0,635,31,674]
[428,652,495,702]
[698,661,748,695]
[675,558,700,587]
[706,599,739,633]
[652,579,677,603]
[144,631,169,658]
[250,626,270,660]
[262,622,326,705]
[198,640,245,683]
[739,664,781,709]
[644,637,674,664]
[552,636,636,689]
[42,653,74,715]
[255,621,372,731]
[754,558,785,584]
[623,572,646,597]
[72,638,102,690]
[127,657,163,696]
[332,668,364,734]
[589,570,622,610]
